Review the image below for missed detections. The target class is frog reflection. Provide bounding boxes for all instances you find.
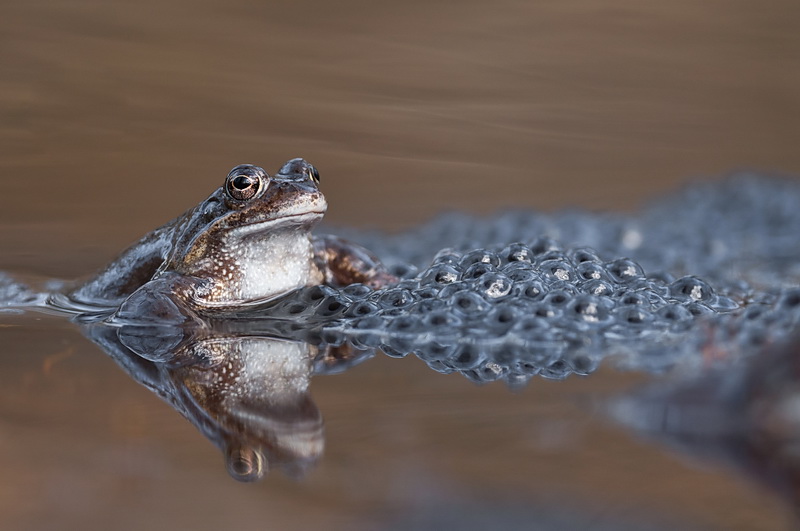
[57,158,394,316]
[82,321,372,481]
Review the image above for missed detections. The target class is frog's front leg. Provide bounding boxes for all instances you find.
[312,235,397,289]
[112,271,207,325]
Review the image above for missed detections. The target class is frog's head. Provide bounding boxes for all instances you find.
[217,158,326,236]
[166,158,327,280]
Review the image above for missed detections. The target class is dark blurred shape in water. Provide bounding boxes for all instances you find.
[609,334,800,509]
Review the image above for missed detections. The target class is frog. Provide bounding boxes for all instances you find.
[61,158,395,316]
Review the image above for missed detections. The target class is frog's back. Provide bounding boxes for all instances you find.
[67,223,176,309]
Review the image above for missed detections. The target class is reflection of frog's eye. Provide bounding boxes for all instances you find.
[226,445,266,482]
[226,174,262,201]
[308,165,320,184]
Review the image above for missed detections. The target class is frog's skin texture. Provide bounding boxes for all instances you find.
[66,159,394,312]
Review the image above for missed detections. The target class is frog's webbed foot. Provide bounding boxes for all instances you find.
[312,235,398,289]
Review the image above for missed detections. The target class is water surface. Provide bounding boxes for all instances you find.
[2,1,800,529]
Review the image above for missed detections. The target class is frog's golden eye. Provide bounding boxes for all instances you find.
[308,165,320,184]
[226,173,262,201]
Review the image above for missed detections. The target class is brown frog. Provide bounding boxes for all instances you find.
[63,159,394,314]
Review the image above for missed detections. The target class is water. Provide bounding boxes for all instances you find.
[2,1,800,529]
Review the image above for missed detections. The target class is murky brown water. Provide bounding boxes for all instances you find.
[2,1,800,529]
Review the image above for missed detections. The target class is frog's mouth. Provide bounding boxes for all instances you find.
[228,210,326,238]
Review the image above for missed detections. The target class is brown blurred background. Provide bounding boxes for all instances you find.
[1,1,799,529]
[2,0,800,277]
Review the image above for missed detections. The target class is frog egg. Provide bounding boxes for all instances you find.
[568,247,602,264]
[314,294,349,317]
[512,279,548,300]
[386,314,421,333]
[382,334,416,355]
[380,343,410,358]
[515,359,544,376]
[539,258,575,283]
[575,259,610,282]
[543,290,573,307]
[420,263,460,285]
[647,270,676,285]
[423,310,463,329]
[669,276,716,303]
[605,258,645,284]
[501,262,539,282]
[344,300,380,318]
[709,295,739,312]
[686,302,715,317]
[539,359,574,380]
[275,299,314,319]
[461,369,489,384]
[437,282,470,300]
[614,306,655,327]
[341,283,373,300]
[431,248,463,266]
[392,277,419,290]
[450,291,490,316]
[510,314,548,335]
[501,242,534,263]
[570,354,600,376]
[476,361,509,382]
[579,279,615,296]
[478,272,513,299]
[643,278,671,298]
[462,262,495,280]
[618,292,649,307]
[423,340,462,362]
[413,285,441,300]
[568,295,613,326]
[424,359,456,374]
[531,300,563,319]
[299,284,338,304]
[459,249,501,268]
[376,287,415,310]
[485,305,520,333]
[412,298,448,314]
[656,304,694,323]
[448,344,485,370]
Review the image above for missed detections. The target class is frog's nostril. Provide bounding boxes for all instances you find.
[277,158,314,177]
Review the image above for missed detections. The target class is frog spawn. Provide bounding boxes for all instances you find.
[283,173,800,384]
[259,237,799,385]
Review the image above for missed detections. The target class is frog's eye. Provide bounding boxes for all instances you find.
[226,173,262,201]
[308,165,320,184]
